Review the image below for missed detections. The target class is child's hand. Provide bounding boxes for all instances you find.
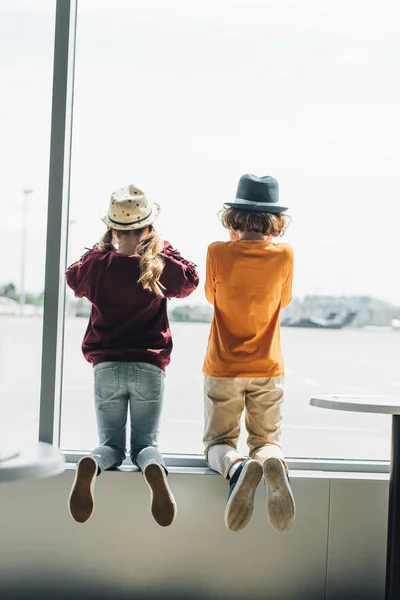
[229,230,240,242]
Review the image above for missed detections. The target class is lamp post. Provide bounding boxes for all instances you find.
[67,217,77,265]
[20,189,33,315]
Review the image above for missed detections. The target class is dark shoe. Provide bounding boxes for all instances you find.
[143,462,177,527]
[224,459,263,532]
[68,456,98,523]
[263,457,295,532]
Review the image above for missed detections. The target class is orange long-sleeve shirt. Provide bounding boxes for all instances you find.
[203,240,293,378]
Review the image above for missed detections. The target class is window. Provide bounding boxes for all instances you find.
[10,1,399,465]
[59,0,400,462]
[0,0,55,447]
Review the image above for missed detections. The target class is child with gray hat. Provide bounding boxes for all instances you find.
[203,174,295,533]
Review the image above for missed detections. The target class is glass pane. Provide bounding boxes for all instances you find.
[0,0,55,449]
[61,0,400,461]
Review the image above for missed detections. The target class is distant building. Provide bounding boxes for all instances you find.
[0,297,19,315]
[0,297,42,316]
[67,294,400,328]
[169,304,213,323]
[282,295,399,327]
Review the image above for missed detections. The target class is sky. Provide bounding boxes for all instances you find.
[0,0,399,305]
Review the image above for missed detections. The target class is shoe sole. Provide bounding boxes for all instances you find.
[143,463,177,527]
[68,456,97,524]
[263,457,295,532]
[225,460,263,533]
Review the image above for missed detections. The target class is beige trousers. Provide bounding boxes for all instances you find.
[203,375,285,479]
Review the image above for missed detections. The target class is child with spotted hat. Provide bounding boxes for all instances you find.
[66,184,199,527]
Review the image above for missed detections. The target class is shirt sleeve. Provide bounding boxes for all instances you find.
[159,242,199,299]
[281,249,294,309]
[65,249,97,299]
[205,247,216,305]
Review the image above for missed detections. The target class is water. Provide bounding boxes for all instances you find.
[1,316,399,461]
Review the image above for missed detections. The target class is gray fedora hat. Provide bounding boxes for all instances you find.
[224,174,288,213]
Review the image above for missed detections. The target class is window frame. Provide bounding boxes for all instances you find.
[39,0,77,447]
[38,0,391,475]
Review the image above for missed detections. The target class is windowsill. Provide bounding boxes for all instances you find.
[62,458,390,480]
[62,451,391,472]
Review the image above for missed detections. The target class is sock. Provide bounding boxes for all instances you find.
[229,460,244,480]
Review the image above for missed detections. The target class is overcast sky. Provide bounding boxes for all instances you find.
[1,0,399,304]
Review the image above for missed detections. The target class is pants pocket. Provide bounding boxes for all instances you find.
[94,364,119,400]
[136,366,164,401]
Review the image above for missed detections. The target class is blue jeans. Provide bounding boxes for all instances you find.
[90,361,166,473]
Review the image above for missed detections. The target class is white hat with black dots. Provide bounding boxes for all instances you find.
[101,184,161,230]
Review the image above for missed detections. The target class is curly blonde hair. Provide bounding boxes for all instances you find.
[220,207,290,237]
[99,226,165,297]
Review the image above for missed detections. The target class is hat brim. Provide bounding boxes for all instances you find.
[101,202,161,230]
[224,202,288,214]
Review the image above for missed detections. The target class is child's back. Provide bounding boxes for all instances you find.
[204,239,293,377]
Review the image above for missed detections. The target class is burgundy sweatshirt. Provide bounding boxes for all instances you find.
[65,241,199,370]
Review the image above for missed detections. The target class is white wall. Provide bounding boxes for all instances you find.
[0,468,388,599]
